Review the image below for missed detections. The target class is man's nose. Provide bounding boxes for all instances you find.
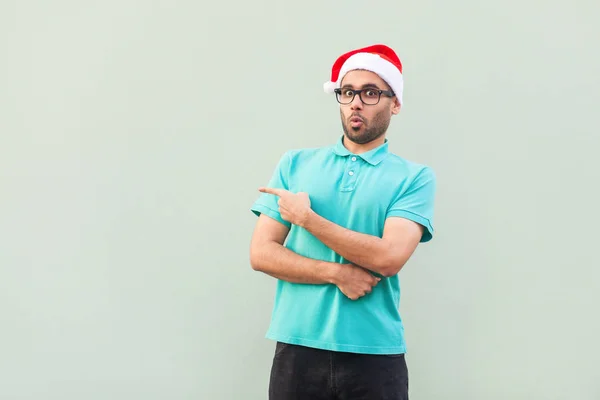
[350,93,363,110]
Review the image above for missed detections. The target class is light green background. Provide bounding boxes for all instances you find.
[1,1,599,399]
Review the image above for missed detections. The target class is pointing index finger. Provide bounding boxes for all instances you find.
[258,186,287,197]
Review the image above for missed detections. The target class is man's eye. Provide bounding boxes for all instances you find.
[365,90,378,97]
[344,90,354,96]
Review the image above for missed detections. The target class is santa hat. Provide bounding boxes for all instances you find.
[323,44,404,104]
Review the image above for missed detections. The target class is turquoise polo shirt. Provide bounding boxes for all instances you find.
[250,136,436,355]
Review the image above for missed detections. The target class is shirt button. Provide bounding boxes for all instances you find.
[351,156,357,161]
[348,171,354,176]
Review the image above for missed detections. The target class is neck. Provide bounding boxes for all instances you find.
[342,135,386,154]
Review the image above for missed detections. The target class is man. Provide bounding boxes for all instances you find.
[249,44,436,400]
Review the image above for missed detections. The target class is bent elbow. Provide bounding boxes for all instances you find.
[249,247,265,272]
[376,256,407,278]
[379,267,401,278]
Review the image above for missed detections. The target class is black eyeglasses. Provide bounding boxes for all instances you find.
[334,87,395,105]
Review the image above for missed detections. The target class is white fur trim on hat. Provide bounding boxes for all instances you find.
[323,80,337,93]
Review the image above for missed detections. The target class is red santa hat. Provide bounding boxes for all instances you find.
[323,44,404,104]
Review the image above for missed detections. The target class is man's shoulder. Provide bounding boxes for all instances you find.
[281,144,334,162]
[384,151,435,178]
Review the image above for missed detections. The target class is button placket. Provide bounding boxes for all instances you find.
[340,155,359,191]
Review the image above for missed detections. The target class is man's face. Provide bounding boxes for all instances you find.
[338,70,401,145]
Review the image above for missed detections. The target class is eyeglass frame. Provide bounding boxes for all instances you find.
[333,87,396,105]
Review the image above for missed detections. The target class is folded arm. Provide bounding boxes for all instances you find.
[302,211,424,277]
[256,186,426,278]
[249,214,341,284]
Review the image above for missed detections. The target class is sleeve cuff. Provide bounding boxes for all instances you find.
[251,203,291,228]
[386,210,434,242]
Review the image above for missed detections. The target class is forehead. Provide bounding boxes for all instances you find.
[340,69,389,89]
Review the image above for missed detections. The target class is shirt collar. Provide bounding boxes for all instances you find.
[331,135,389,165]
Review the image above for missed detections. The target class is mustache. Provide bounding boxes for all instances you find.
[349,113,365,121]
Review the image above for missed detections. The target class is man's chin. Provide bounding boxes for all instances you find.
[345,132,369,145]
[344,125,362,136]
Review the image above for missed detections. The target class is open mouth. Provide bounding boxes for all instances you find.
[350,116,364,128]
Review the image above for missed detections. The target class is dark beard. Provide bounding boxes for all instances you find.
[340,109,391,145]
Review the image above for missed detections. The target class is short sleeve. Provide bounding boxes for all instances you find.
[250,152,292,229]
[386,166,436,242]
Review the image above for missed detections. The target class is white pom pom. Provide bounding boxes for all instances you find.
[323,81,337,93]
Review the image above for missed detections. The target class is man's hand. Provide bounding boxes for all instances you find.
[332,264,381,300]
[258,187,313,227]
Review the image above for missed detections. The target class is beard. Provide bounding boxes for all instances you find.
[340,108,391,145]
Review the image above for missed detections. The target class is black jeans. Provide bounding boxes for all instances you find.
[269,342,409,400]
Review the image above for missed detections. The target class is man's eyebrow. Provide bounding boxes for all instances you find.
[340,83,383,90]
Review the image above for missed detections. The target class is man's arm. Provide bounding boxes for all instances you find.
[257,186,425,277]
[249,214,382,300]
[302,213,424,277]
[249,214,341,284]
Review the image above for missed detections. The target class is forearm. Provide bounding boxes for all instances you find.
[302,211,392,275]
[250,240,340,284]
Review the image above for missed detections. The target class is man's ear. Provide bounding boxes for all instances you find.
[391,97,401,115]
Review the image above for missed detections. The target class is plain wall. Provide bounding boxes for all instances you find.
[1,1,599,399]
